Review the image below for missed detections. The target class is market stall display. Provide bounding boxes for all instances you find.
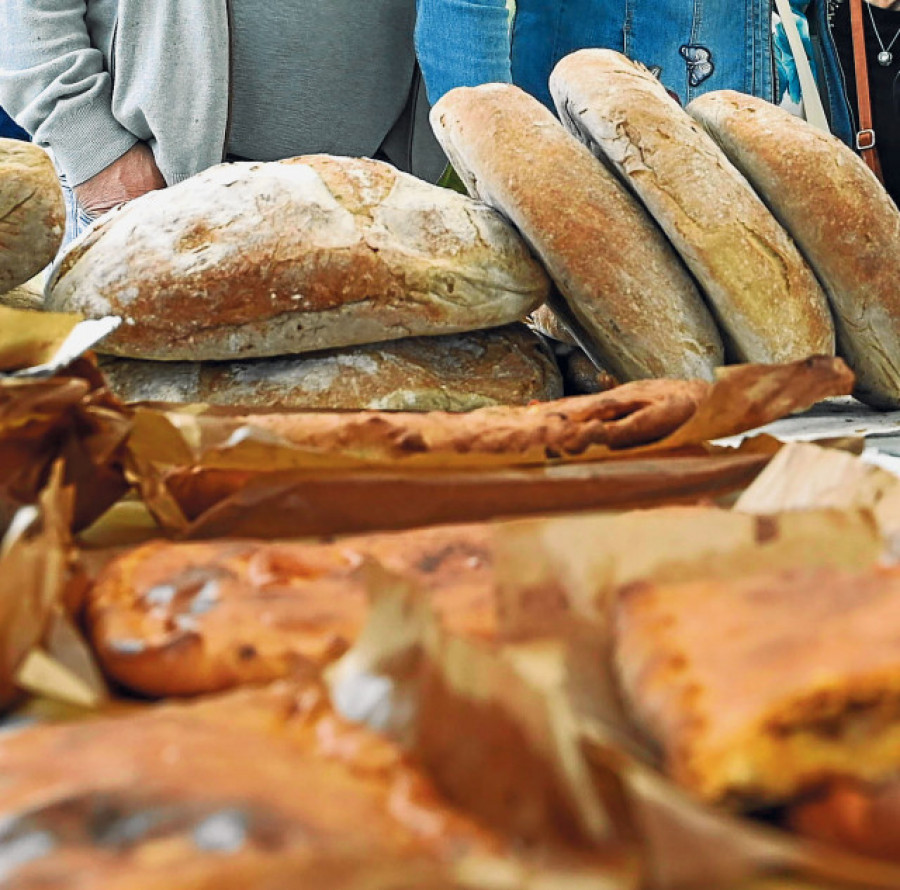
[7,42,900,889]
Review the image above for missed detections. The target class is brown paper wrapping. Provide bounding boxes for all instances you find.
[328,499,898,889]
[0,464,108,712]
[124,355,854,539]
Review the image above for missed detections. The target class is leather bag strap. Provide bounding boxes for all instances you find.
[850,0,886,182]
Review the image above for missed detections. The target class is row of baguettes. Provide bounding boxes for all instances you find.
[431,49,900,408]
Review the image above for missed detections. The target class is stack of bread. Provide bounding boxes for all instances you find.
[432,49,900,408]
[43,154,563,410]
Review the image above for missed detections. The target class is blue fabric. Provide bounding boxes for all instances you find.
[416,0,512,103]
[511,0,775,109]
[774,0,819,105]
[0,105,28,140]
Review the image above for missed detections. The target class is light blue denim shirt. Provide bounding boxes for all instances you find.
[416,0,853,144]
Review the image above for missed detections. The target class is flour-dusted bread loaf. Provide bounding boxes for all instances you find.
[689,91,900,408]
[430,84,724,383]
[88,525,496,696]
[97,324,563,410]
[550,51,835,364]
[615,565,900,807]
[45,154,550,360]
[0,138,65,293]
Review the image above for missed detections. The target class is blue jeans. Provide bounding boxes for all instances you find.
[511,0,775,109]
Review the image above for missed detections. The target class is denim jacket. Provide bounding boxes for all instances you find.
[416,0,854,146]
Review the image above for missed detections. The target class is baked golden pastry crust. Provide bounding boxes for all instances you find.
[87,525,496,697]
[614,565,900,807]
[0,682,501,889]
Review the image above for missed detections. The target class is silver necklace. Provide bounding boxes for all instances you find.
[866,1,900,66]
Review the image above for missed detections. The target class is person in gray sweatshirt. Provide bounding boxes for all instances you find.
[0,0,447,240]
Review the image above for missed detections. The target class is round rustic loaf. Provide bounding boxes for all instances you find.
[689,90,900,409]
[550,50,835,365]
[0,139,65,293]
[97,324,563,410]
[430,84,725,383]
[46,154,550,360]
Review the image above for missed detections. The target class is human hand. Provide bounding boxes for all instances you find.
[74,142,166,217]
[865,0,900,10]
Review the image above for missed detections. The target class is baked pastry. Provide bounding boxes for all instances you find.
[789,780,900,863]
[227,376,710,465]
[0,139,65,293]
[96,324,563,410]
[45,155,549,360]
[614,565,900,807]
[430,83,725,382]
[87,524,496,696]
[550,51,834,365]
[0,681,504,889]
[689,90,900,408]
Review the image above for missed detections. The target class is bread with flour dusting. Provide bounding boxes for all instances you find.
[98,324,563,410]
[430,83,724,383]
[45,155,550,360]
[689,90,900,408]
[0,139,65,294]
[550,50,835,364]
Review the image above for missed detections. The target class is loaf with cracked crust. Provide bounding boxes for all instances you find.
[87,524,497,696]
[430,84,724,382]
[0,682,506,890]
[615,565,900,807]
[97,324,563,410]
[45,154,549,360]
[550,50,834,364]
[0,139,65,294]
[689,90,900,408]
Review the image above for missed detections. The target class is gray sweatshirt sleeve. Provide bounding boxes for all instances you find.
[0,0,138,186]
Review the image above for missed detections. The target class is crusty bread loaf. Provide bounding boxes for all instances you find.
[97,324,563,410]
[88,525,496,696]
[0,274,43,311]
[550,51,835,364]
[615,565,900,807]
[45,154,550,360]
[689,91,900,408]
[430,84,725,382]
[0,139,65,293]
